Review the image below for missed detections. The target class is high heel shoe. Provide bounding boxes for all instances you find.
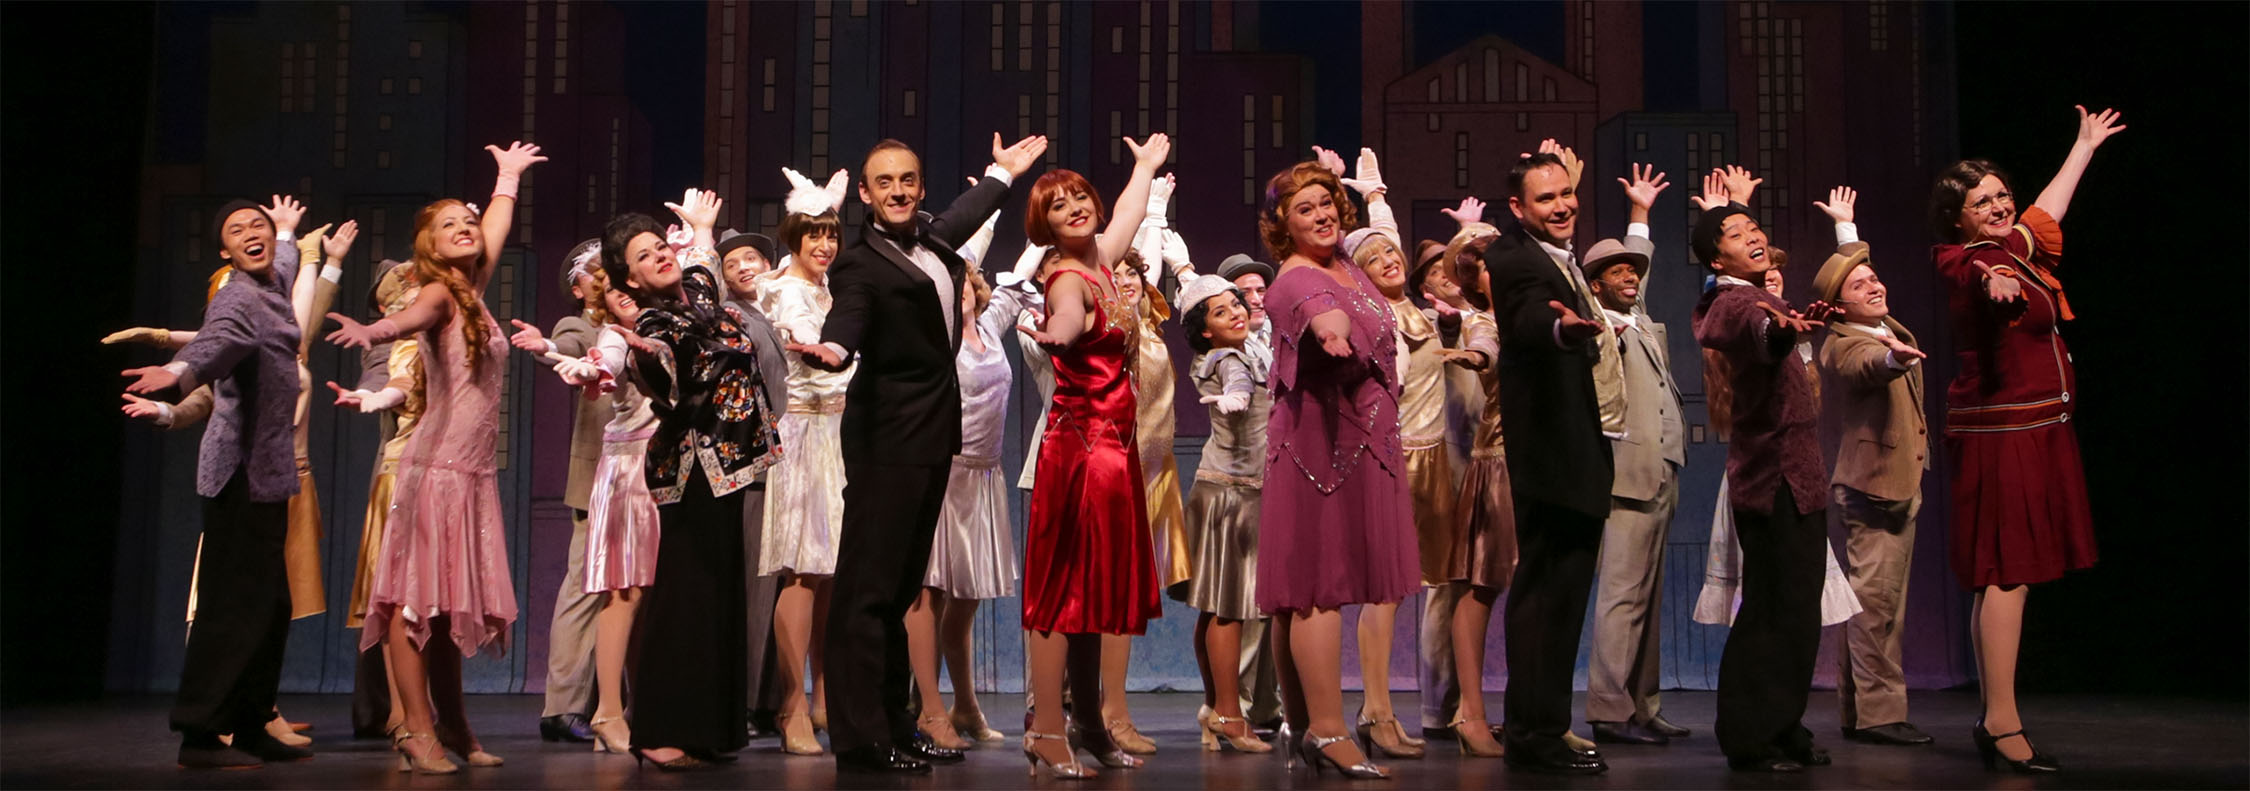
[1297,729,1391,779]
[1106,717,1158,754]
[392,732,459,775]
[951,710,1006,743]
[1069,721,1145,769]
[1357,713,1426,759]
[1198,706,1274,753]
[1023,730,1096,779]
[589,716,631,754]
[777,712,825,756]
[917,713,972,750]
[1280,723,1304,769]
[628,746,714,772]
[1448,717,1507,758]
[1972,719,2060,774]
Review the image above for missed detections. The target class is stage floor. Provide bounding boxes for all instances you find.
[4,690,2242,789]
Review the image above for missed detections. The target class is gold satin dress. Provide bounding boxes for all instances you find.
[1132,292,1191,590]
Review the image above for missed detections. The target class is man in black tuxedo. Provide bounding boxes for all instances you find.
[792,133,1047,773]
[1484,151,1614,775]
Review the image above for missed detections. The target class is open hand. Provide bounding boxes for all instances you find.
[1550,300,1604,340]
[1339,147,1385,196]
[1013,322,1068,355]
[264,194,306,236]
[1313,326,1353,358]
[993,133,1051,180]
[1618,163,1671,211]
[324,312,383,350]
[1802,300,1843,324]
[785,341,846,368]
[1538,139,1584,188]
[2074,105,2126,150]
[508,319,549,353]
[662,188,723,234]
[1721,165,1762,207]
[321,219,359,261]
[1312,145,1347,177]
[1441,196,1486,226]
[1124,133,1171,171]
[121,365,180,395]
[1691,170,1731,211]
[1974,263,2024,304]
[486,140,548,178]
[1812,186,1857,224]
[1757,301,1824,335]
[1879,335,1928,363]
[120,393,166,421]
[1198,392,1250,414]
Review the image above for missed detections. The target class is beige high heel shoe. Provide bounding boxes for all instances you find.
[1106,717,1157,754]
[589,716,631,754]
[1197,705,1274,753]
[1023,729,1096,779]
[1449,716,1507,758]
[777,712,824,756]
[917,713,972,750]
[393,732,459,775]
[1357,712,1426,759]
[951,710,1006,743]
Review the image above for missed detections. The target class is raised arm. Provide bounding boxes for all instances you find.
[1339,148,1399,248]
[476,141,547,290]
[1096,133,1171,268]
[663,188,724,270]
[2033,106,2125,222]
[299,221,357,356]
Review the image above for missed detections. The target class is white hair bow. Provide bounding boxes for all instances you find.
[782,167,849,218]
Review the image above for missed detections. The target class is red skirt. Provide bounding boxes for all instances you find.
[1945,421,2097,591]
[1021,413,1162,635]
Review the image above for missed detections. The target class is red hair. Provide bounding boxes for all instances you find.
[410,199,493,370]
[1024,169,1104,247]
[1259,162,1359,262]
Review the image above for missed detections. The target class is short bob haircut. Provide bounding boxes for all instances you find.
[779,209,844,259]
[1928,158,2013,242]
[1024,169,1103,248]
[1258,162,1360,263]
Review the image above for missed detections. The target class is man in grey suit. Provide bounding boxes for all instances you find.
[1581,166,1695,746]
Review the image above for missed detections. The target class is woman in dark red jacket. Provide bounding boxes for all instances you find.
[1927,105,2123,775]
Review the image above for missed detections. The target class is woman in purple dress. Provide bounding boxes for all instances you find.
[1254,161,1420,780]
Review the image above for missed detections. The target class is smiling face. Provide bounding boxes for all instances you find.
[1356,237,1408,299]
[425,203,484,263]
[217,207,276,275]
[859,147,925,230]
[791,227,840,280]
[1283,186,1343,260]
[1590,260,1640,312]
[623,231,680,294]
[1044,186,1101,247]
[721,246,769,299]
[1508,163,1579,246]
[1955,174,2016,244]
[1230,272,1268,332]
[1837,263,1889,322]
[1708,213,1774,281]
[1199,291,1251,349]
[1763,267,1786,295]
[601,278,641,325]
[1109,257,1143,306]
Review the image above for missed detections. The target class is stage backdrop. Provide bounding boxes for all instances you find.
[110,0,1972,698]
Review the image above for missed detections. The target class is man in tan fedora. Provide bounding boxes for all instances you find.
[1809,187,1934,747]
[1581,165,1695,746]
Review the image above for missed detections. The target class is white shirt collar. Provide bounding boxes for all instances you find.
[1535,236,1575,266]
[1603,308,1639,330]
[1848,320,1892,338]
[1716,274,1757,289]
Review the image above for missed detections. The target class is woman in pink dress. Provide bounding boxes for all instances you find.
[328,142,544,774]
[1014,133,1169,779]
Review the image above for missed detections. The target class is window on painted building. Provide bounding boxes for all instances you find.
[1454,132,1469,189]
[904,89,917,117]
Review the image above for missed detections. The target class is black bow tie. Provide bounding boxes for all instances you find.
[873,221,921,253]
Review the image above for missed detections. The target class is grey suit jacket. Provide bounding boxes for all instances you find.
[723,296,791,422]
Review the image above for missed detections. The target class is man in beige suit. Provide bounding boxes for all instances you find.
[1810,186,1934,746]
[1581,165,1694,746]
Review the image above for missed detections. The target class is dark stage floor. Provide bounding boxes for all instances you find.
[4,690,2242,789]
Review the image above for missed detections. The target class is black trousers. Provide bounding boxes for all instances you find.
[170,472,291,737]
[824,460,948,754]
[740,483,790,717]
[350,646,391,736]
[628,473,750,754]
[1715,485,1827,759]
[1501,498,1605,751]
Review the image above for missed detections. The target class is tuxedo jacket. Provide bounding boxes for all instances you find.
[816,177,1012,466]
[1485,225,1614,520]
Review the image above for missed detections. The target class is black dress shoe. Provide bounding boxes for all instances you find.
[1591,720,1669,745]
[1643,713,1691,738]
[1503,741,1608,775]
[540,713,595,743]
[1729,755,1805,773]
[230,730,313,762]
[902,732,966,764]
[745,709,780,740]
[1785,744,1831,767]
[835,745,932,774]
[178,734,263,770]
[1845,721,1933,745]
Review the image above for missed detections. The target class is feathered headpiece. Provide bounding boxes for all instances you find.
[782,167,850,218]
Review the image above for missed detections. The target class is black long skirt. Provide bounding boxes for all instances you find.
[627,471,750,754]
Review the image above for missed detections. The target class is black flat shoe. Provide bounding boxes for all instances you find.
[1973,721,2060,774]
[1845,722,1934,746]
[541,713,594,743]
[835,745,932,774]
[1729,755,1805,773]
[1787,744,1832,766]
[1590,720,1668,745]
[178,738,262,770]
[902,732,966,764]
[1643,713,1692,738]
[1503,741,1607,775]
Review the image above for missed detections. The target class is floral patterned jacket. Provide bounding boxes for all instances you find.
[631,245,783,503]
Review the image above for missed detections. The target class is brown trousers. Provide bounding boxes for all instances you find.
[1833,485,1918,729]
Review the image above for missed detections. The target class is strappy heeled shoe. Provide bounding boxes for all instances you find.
[917,713,972,750]
[1106,717,1157,754]
[1023,729,1096,779]
[1198,706,1274,753]
[589,716,631,754]
[629,746,714,772]
[777,712,824,756]
[1069,721,1145,769]
[1973,718,2060,774]
[1357,712,1426,758]
[1297,729,1390,779]
[1449,716,1507,758]
[951,710,1006,743]
[392,731,459,775]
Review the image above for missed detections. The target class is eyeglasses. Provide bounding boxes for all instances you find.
[1966,190,2014,216]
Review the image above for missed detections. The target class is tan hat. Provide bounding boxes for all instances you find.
[1579,237,1649,281]
[1811,242,1872,303]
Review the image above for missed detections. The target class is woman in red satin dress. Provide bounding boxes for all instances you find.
[1015,133,1170,779]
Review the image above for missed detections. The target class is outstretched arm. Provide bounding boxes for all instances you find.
[2033,105,2125,222]
[325,282,454,351]
[476,141,547,290]
[1097,133,1171,268]
[1018,270,1092,352]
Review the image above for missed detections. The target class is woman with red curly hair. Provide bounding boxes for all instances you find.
[1253,160,1419,779]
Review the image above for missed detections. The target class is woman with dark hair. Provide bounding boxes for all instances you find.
[1927,106,2122,774]
[753,168,854,756]
[1013,133,1170,779]
[1254,160,1419,780]
[327,142,546,773]
[1170,276,1274,755]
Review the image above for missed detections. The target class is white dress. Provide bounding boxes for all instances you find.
[753,273,854,577]
[924,289,1025,599]
[583,326,660,593]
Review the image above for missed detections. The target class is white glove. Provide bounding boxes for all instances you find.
[1009,242,1050,289]
[1199,392,1249,414]
[546,352,604,387]
[1143,173,1176,228]
[1340,147,1386,197]
[1161,228,1193,277]
[336,387,406,414]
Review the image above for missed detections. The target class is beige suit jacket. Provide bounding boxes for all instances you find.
[550,315,607,511]
[1610,315,1685,502]
[1818,318,1928,502]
